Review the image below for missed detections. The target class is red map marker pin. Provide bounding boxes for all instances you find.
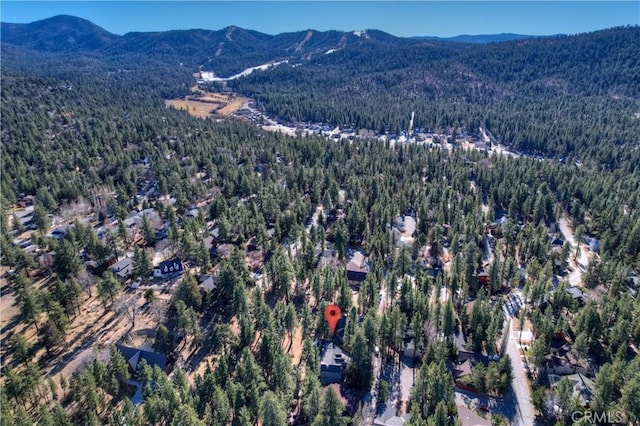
[324,304,342,335]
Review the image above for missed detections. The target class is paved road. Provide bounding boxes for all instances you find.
[505,321,535,426]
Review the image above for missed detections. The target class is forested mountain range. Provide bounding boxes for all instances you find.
[1,15,405,76]
[2,16,639,170]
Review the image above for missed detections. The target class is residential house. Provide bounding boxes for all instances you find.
[453,359,474,382]
[209,226,221,242]
[186,207,200,219]
[123,215,141,229]
[587,238,601,253]
[246,237,259,252]
[549,373,594,408]
[198,274,218,293]
[456,348,476,363]
[394,216,407,233]
[115,344,167,373]
[374,404,410,426]
[346,251,369,282]
[213,243,233,261]
[16,195,35,209]
[320,342,349,385]
[49,226,68,241]
[38,251,56,268]
[550,237,565,249]
[543,339,591,377]
[487,212,508,236]
[155,222,169,241]
[153,258,184,279]
[477,270,490,286]
[567,286,585,305]
[115,344,167,405]
[246,249,264,273]
[392,215,416,247]
[110,256,133,281]
[333,316,347,345]
[203,236,215,257]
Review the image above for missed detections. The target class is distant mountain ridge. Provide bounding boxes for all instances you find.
[0,15,120,52]
[1,15,637,88]
[1,15,572,76]
[412,33,564,44]
[1,15,410,76]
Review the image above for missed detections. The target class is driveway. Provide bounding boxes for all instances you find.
[558,216,594,287]
[398,356,415,402]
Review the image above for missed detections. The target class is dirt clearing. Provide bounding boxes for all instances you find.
[165,91,248,119]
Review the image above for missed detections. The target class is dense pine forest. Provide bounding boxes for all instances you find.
[1,16,639,426]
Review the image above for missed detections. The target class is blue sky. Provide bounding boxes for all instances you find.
[1,1,638,38]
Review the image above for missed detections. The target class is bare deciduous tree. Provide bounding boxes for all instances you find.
[76,268,96,298]
[149,300,167,323]
[113,294,140,330]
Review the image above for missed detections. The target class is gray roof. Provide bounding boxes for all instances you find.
[549,373,594,406]
[346,251,369,274]
[198,274,218,292]
[110,257,133,279]
[320,342,347,369]
[374,404,410,426]
[567,286,584,299]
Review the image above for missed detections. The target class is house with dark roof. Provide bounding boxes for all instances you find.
[115,344,167,373]
[320,342,349,385]
[550,237,565,249]
[153,258,184,279]
[346,251,369,282]
[116,345,167,406]
[542,339,591,377]
[110,256,133,281]
[453,359,474,381]
[49,226,68,241]
[456,348,477,363]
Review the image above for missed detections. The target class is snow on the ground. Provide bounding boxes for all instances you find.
[200,60,288,82]
[260,124,297,137]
